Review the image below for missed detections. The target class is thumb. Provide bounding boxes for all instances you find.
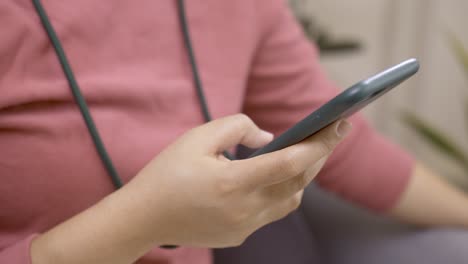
[191,114,273,155]
[237,120,351,187]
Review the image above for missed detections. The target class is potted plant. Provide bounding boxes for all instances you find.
[402,33,468,182]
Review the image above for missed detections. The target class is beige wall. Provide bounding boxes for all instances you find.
[291,0,468,188]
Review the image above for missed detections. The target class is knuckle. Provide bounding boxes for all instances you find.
[216,175,238,196]
[304,169,318,184]
[315,136,337,157]
[278,152,301,176]
[294,174,308,191]
[289,194,302,211]
[272,198,300,222]
[232,236,248,247]
[225,207,251,227]
[306,156,328,178]
[233,113,253,127]
[228,114,255,135]
[269,192,304,223]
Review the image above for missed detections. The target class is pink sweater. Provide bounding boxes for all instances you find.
[0,0,413,263]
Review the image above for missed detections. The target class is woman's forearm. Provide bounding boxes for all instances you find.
[31,185,159,264]
[390,161,468,228]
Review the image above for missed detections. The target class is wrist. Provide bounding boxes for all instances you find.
[31,184,166,264]
[102,184,166,251]
[110,179,170,247]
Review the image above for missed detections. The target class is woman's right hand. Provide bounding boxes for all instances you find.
[125,114,351,248]
[31,114,351,264]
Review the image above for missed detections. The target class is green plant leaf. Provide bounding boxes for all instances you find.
[402,112,468,169]
[446,31,468,77]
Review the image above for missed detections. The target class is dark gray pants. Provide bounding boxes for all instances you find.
[214,185,468,264]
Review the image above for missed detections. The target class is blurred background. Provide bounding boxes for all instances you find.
[289,0,468,190]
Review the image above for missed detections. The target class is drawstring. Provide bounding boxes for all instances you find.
[31,0,219,249]
[31,0,227,190]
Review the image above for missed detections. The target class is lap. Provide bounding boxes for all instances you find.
[213,210,322,264]
[302,185,468,264]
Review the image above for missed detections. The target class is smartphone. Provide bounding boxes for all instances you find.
[249,58,420,158]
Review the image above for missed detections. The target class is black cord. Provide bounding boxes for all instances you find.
[176,0,212,123]
[176,0,234,160]
[32,0,232,250]
[32,0,124,189]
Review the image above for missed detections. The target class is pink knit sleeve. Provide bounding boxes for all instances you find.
[244,0,414,211]
[0,234,38,264]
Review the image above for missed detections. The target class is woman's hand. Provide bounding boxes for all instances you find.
[31,114,351,264]
[125,114,352,248]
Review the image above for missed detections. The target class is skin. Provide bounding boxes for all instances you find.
[31,115,351,264]
[390,162,468,228]
[30,114,468,263]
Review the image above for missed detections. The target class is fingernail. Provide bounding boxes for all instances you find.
[336,120,352,138]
